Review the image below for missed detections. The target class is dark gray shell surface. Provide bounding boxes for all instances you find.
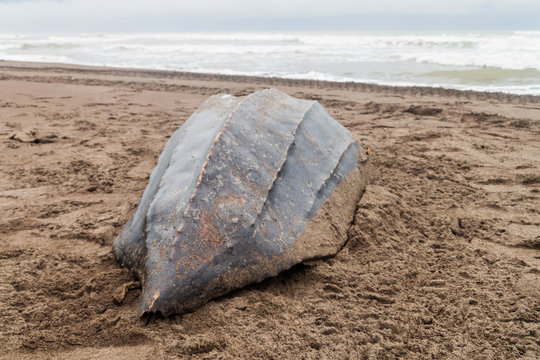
[114,88,368,316]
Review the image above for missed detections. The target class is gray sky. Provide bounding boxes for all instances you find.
[0,0,539,32]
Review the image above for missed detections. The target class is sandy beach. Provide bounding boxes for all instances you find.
[1,60,539,359]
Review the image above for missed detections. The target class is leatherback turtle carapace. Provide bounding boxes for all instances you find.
[114,89,370,316]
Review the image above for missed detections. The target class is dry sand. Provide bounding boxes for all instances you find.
[0,60,539,359]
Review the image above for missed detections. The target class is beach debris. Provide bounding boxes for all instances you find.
[114,88,370,316]
[404,105,442,116]
[8,131,57,143]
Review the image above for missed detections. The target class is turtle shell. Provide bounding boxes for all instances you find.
[114,89,370,316]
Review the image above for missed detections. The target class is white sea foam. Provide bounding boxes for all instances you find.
[0,31,539,94]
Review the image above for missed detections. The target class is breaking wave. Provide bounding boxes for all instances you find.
[0,31,539,94]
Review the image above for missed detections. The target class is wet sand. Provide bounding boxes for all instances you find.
[1,60,539,359]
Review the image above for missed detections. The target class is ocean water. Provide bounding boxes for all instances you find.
[1,31,539,95]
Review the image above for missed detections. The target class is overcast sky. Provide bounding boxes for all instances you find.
[1,0,539,32]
